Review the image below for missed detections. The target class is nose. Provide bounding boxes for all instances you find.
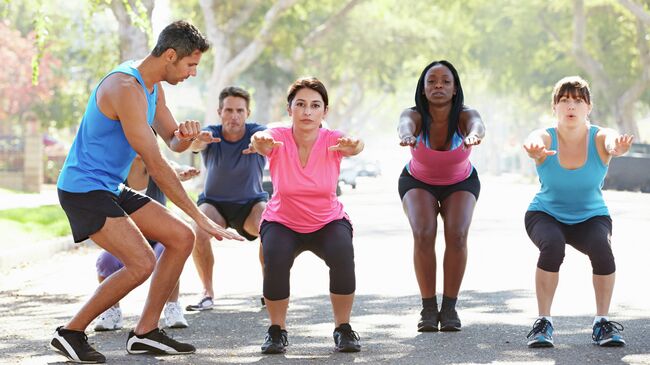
[303,106,312,116]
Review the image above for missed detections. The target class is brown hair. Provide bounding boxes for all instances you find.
[287,77,329,108]
[552,76,591,106]
[218,86,251,110]
[151,20,210,60]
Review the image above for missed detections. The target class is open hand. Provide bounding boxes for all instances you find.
[251,133,283,155]
[464,133,482,148]
[196,214,244,242]
[399,135,417,147]
[178,166,200,181]
[328,137,360,153]
[608,134,634,156]
[523,142,556,160]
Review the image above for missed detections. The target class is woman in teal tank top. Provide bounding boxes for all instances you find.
[522,76,634,349]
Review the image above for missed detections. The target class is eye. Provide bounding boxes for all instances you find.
[312,103,321,109]
[296,101,304,107]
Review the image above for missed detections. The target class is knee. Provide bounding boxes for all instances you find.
[169,225,195,257]
[588,240,616,275]
[128,250,156,284]
[444,228,468,251]
[537,241,565,272]
[412,227,436,248]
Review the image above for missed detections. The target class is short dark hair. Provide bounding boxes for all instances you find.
[552,76,591,106]
[219,86,251,110]
[151,20,210,60]
[287,77,329,108]
[414,60,464,144]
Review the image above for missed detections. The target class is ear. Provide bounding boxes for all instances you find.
[323,105,329,119]
[163,48,177,63]
[287,104,292,117]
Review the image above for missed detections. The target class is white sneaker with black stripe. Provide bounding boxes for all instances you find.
[126,328,195,354]
[50,326,106,363]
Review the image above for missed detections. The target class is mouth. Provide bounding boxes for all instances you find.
[431,92,445,97]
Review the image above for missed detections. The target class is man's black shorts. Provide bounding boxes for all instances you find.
[197,197,267,241]
[58,188,151,243]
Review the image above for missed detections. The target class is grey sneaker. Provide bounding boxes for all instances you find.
[527,318,554,348]
[185,296,213,311]
[261,325,288,354]
[164,302,188,328]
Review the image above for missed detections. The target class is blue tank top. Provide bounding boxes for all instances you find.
[57,61,158,195]
[528,125,609,224]
[199,123,268,204]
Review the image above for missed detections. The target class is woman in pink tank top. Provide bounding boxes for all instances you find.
[397,60,485,332]
[250,77,364,354]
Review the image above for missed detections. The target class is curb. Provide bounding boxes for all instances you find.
[0,235,77,272]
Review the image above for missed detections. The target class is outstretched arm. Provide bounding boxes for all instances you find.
[397,108,421,147]
[250,130,283,156]
[459,108,485,147]
[328,136,364,157]
[523,129,555,165]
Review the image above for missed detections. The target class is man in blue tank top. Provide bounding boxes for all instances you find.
[51,21,243,364]
[184,86,269,311]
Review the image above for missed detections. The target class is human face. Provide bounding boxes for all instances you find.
[219,96,249,137]
[423,64,456,105]
[287,88,328,132]
[165,49,202,85]
[553,94,592,124]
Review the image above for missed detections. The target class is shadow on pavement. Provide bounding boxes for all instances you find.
[0,290,648,364]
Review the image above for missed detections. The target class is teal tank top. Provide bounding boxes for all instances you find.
[528,125,609,224]
[57,61,158,195]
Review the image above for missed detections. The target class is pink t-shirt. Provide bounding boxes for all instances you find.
[408,136,473,186]
[261,127,349,233]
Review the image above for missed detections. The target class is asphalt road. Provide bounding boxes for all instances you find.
[1,161,649,364]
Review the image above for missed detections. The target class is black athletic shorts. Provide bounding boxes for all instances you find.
[398,167,480,202]
[58,187,152,243]
[197,197,267,241]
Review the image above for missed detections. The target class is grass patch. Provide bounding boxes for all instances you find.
[0,205,70,242]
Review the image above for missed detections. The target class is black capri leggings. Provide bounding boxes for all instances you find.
[524,211,615,275]
[260,219,355,301]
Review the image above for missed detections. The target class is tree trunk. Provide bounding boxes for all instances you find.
[110,0,155,62]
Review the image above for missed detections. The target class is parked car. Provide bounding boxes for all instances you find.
[604,143,650,193]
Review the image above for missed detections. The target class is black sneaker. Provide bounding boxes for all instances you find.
[417,307,439,332]
[333,323,361,352]
[126,328,196,354]
[592,319,625,347]
[50,326,106,364]
[261,325,288,354]
[439,307,461,331]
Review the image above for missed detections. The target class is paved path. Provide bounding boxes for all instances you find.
[1,167,649,364]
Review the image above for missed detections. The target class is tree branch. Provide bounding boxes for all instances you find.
[618,0,650,26]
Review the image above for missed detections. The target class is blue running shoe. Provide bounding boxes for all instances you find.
[592,319,625,347]
[526,318,554,348]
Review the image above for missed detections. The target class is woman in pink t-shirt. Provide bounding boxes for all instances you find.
[397,60,485,333]
[250,77,364,355]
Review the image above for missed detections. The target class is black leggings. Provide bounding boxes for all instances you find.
[524,211,615,275]
[260,219,355,301]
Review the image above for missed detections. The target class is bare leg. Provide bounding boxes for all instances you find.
[402,189,439,298]
[265,298,289,329]
[331,293,354,327]
[66,217,156,331]
[593,273,615,316]
[191,203,226,298]
[536,268,559,316]
[129,202,195,334]
[439,191,476,298]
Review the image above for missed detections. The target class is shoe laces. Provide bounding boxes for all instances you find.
[337,326,360,342]
[166,303,182,317]
[527,318,551,339]
[267,327,288,346]
[593,320,624,341]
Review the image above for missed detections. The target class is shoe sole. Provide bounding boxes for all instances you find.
[261,347,286,354]
[595,340,625,347]
[439,325,461,332]
[417,324,438,332]
[528,341,554,348]
[50,342,105,364]
[335,346,361,353]
[167,323,189,329]
[185,306,213,312]
[94,326,121,332]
